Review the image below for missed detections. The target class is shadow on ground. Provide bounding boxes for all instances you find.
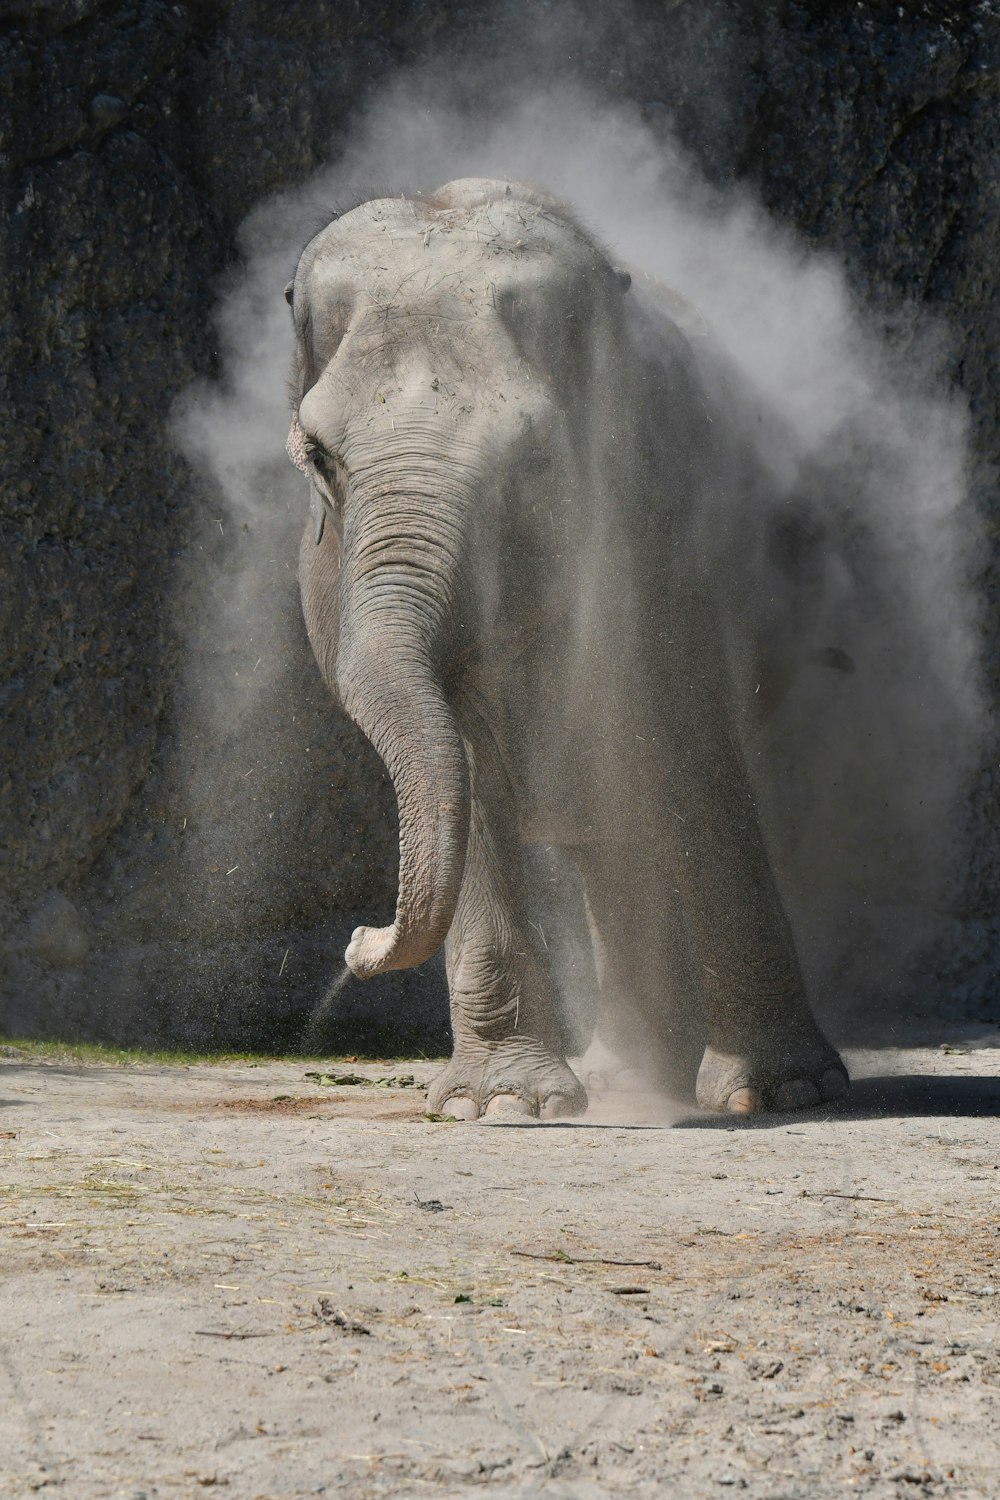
[672,1072,1000,1128]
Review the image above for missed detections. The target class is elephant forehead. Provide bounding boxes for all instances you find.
[294,187,626,420]
[304,242,611,376]
[305,188,607,301]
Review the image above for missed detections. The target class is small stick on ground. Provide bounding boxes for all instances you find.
[800,1191,889,1203]
[194,1329,272,1340]
[511,1249,663,1270]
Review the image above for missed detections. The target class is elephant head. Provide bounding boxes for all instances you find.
[286,180,631,981]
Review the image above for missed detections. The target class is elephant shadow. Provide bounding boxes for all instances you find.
[671,1069,1000,1128]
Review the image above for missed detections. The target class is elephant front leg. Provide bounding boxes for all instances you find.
[427,724,586,1122]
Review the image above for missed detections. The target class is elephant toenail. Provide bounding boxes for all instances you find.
[441,1096,479,1120]
[820,1067,849,1101]
[484,1093,533,1118]
[540,1094,577,1120]
[725,1087,763,1114]
[774,1078,821,1111]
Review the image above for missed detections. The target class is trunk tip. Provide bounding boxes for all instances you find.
[345,924,380,980]
[345,918,446,978]
[345,922,402,980]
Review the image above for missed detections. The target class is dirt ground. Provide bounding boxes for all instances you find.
[2,1037,999,1500]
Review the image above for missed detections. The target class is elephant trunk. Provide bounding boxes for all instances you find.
[335,503,471,980]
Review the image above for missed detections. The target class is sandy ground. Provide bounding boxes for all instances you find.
[1,1039,999,1500]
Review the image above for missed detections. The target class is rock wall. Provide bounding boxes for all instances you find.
[0,0,443,1046]
[1,0,997,1046]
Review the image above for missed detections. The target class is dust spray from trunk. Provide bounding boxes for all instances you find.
[176,49,983,1046]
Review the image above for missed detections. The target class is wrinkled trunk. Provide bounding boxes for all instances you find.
[335,510,470,980]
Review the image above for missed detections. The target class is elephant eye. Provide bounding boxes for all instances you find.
[305,442,338,482]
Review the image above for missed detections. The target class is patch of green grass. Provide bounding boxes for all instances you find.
[0,1032,450,1068]
[0,1035,259,1067]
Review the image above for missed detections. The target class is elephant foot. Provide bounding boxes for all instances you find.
[428,1037,587,1122]
[696,1037,849,1115]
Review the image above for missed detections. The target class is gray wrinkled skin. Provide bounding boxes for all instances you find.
[288,178,848,1118]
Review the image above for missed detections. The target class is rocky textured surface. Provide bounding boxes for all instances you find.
[1,0,998,1046]
[0,0,432,1043]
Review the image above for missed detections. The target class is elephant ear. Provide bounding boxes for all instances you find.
[286,414,309,472]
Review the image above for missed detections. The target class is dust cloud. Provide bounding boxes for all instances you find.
[176,34,983,1044]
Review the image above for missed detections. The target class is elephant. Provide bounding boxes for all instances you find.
[285,177,849,1119]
